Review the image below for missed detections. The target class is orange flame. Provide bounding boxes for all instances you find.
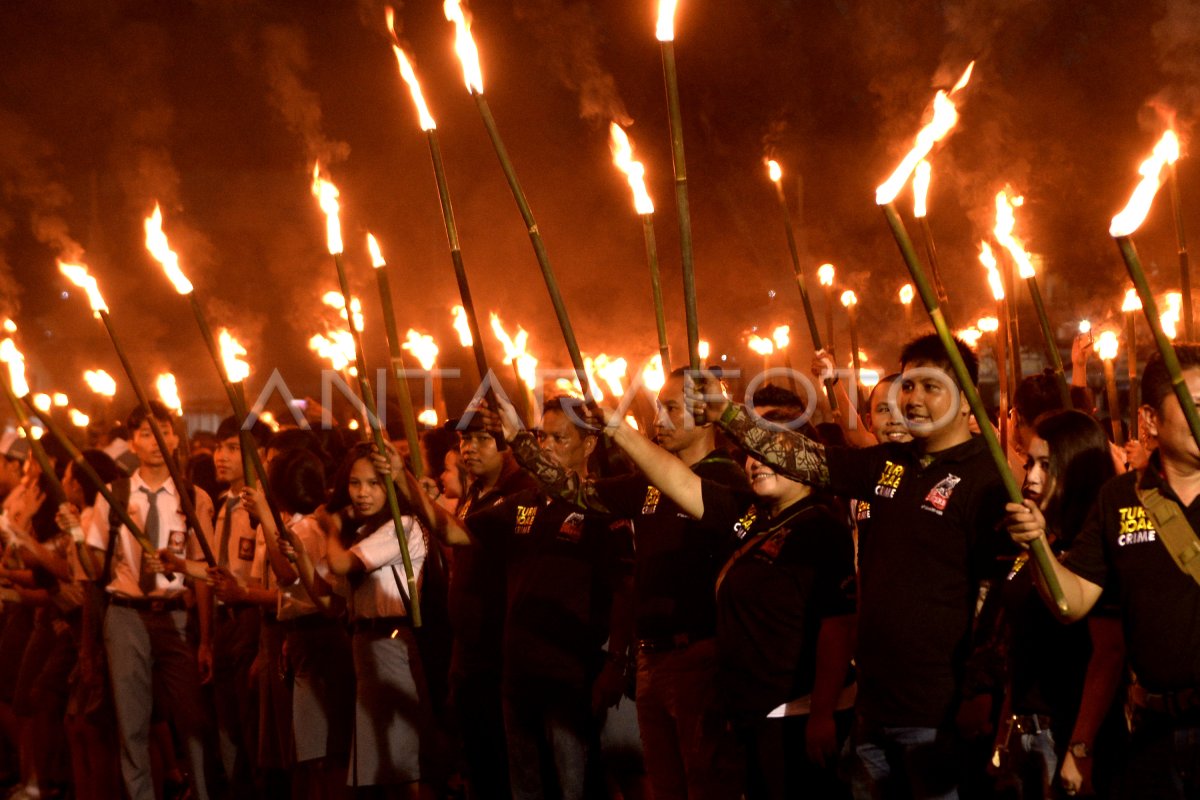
[366,233,387,269]
[698,339,710,360]
[767,159,782,184]
[609,123,654,215]
[641,354,665,393]
[386,8,437,131]
[322,291,364,332]
[1162,292,1182,339]
[144,204,193,294]
[979,241,1005,301]
[259,411,280,432]
[874,62,974,205]
[403,329,439,371]
[156,373,182,414]
[956,327,983,348]
[978,316,999,333]
[0,340,29,397]
[656,0,678,42]
[1079,320,1092,334]
[489,313,538,388]
[58,262,108,316]
[1094,330,1119,361]
[418,409,439,426]
[747,335,774,356]
[840,290,858,307]
[33,393,51,412]
[772,325,790,350]
[993,189,1037,279]
[52,392,68,407]
[581,358,607,403]
[817,263,835,286]
[444,0,483,93]
[2,319,15,334]
[309,330,356,373]
[592,354,627,398]
[451,305,473,346]
[310,165,344,255]
[69,409,89,427]
[912,159,931,218]
[1122,288,1142,313]
[899,283,914,305]
[1110,129,1180,237]
[84,369,116,397]
[219,329,250,383]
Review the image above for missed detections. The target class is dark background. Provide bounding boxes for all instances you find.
[0,0,1196,416]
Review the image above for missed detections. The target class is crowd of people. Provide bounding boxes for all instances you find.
[0,328,1198,800]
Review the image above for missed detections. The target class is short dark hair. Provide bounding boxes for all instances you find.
[1142,344,1200,414]
[751,384,804,410]
[541,395,597,437]
[267,448,327,515]
[867,373,902,408]
[899,333,978,388]
[126,401,176,433]
[215,415,271,449]
[76,449,121,507]
[1014,370,1067,424]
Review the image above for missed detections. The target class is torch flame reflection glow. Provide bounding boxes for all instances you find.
[1094,330,1119,361]
[609,124,654,215]
[58,262,108,316]
[444,0,483,93]
[311,165,344,256]
[0,340,29,398]
[156,373,182,414]
[219,329,250,384]
[145,205,193,294]
[84,369,117,397]
[1110,130,1181,237]
[875,62,974,205]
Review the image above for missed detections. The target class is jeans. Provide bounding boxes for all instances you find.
[1121,716,1200,799]
[848,720,960,800]
[993,725,1057,800]
[503,687,599,800]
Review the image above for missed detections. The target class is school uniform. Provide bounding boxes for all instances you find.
[85,473,213,800]
[274,514,353,765]
[326,513,435,787]
[249,523,294,774]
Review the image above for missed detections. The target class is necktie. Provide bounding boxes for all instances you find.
[138,486,165,596]
[217,495,239,568]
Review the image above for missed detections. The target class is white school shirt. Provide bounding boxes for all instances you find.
[85,473,212,599]
[325,516,427,620]
[254,513,325,621]
[211,495,259,585]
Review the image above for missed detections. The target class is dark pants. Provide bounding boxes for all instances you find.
[634,639,742,800]
[104,604,210,800]
[503,684,601,800]
[211,605,260,790]
[735,710,852,800]
[848,718,961,800]
[1120,714,1200,799]
[452,669,510,800]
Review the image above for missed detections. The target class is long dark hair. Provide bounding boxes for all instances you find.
[326,442,414,541]
[1034,410,1116,548]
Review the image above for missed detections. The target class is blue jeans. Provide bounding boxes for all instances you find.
[848,721,960,800]
[993,725,1057,799]
[503,687,598,800]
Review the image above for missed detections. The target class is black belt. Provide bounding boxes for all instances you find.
[1131,684,1200,717]
[349,616,411,635]
[636,632,711,654]
[110,595,187,614]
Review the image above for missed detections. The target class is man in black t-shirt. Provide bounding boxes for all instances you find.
[694,334,1010,799]
[1008,347,1200,798]
[492,370,748,800]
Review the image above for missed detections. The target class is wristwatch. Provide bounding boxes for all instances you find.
[1067,741,1092,759]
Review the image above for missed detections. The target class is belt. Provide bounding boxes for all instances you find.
[636,632,710,654]
[1130,684,1200,717]
[349,616,411,635]
[110,595,187,614]
[1006,713,1053,735]
[283,614,339,632]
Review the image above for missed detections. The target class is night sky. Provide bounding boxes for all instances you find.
[1,0,1197,417]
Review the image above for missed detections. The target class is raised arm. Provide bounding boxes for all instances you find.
[372,449,473,547]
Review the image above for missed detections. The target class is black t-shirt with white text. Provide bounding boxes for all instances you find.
[826,435,1009,727]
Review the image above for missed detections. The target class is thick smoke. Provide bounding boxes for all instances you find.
[259,23,351,167]
[512,0,631,126]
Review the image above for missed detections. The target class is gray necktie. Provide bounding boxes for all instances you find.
[138,486,165,596]
[217,495,239,568]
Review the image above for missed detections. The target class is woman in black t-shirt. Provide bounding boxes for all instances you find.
[601,410,857,799]
[995,410,1124,798]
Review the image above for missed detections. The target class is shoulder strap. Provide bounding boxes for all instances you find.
[103,477,131,584]
[1135,484,1200,588]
